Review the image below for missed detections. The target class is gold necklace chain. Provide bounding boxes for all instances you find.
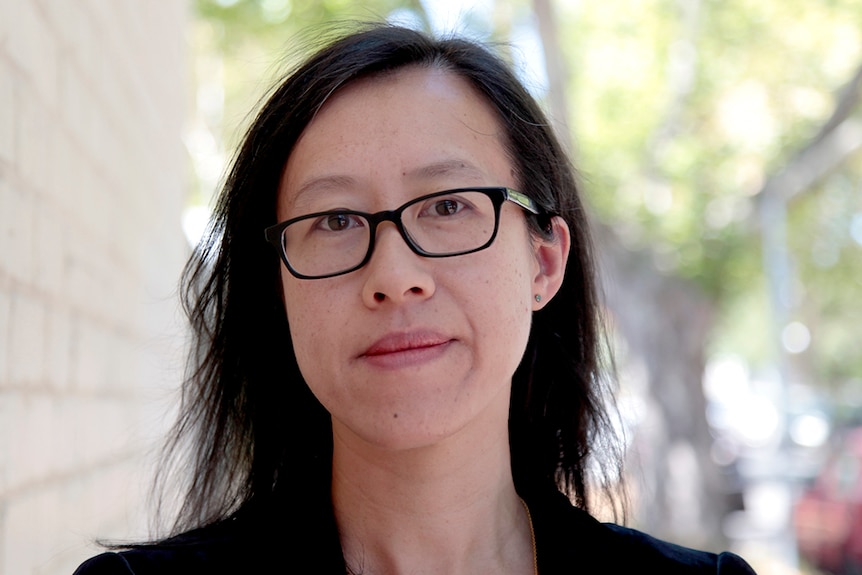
[519,498,539,575]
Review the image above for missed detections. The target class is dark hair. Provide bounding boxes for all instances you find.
[167,23,623,534]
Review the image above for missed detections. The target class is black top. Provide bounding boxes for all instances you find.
[74,490,756,574]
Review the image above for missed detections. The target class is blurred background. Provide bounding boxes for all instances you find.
[1,1,861,574]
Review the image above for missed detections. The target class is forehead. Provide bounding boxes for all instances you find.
[279,66,515,214]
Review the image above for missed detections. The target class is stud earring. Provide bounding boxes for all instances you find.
[534,294,542,303]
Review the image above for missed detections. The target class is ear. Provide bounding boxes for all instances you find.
[531,216,570,311]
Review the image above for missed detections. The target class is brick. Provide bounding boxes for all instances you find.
[66,226,110,319]
[0,390,8,495]
[8,292,45,386]
[3,487,60,575]
[0,504,6,575]
[71,320,108,392]
[0,289,10,385]
[48,131,81,219]
[0,0,10,46]
[59,59,97,168]
[18,93,51,194]
[32,197,64,299]
[28,3,60,114]
[0,60,15,166]
[51,395,74,475]
[4,0,40,79]
[35,0,82,53]
[2,392,23,490]
[76,172,111,252]
[103,335,130,394]
[0,183,36,285]
[71,397,102,467]
[37,485,63,567]
[6,393,53,489]
[44,306,71,391]
[0,2,188,571]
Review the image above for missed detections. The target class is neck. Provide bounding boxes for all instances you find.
[330,410,534,575]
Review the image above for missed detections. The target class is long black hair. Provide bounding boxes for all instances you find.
[166,22,623,534]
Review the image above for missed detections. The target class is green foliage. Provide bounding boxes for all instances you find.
[190,0,862,393]
[196,0,424,50]
[562,0,862,383]
[192,0,428,151]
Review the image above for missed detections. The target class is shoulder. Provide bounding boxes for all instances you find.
[72,492,346,575]
[73,553,134,575]
[603,523,756,573]
[526,491,756,574]
[71,519,259,575]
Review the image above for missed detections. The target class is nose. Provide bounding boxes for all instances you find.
[360,221,436,307]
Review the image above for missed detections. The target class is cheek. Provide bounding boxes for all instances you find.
[500,235,541,345]
[465,248,536,369]
[494,229,540,306]
[281,279,331,381]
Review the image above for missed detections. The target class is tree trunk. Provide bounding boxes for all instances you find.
[532,0,730,547]
[597,226,728,547]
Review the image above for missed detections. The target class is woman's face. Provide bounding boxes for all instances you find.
[277,67,568,452]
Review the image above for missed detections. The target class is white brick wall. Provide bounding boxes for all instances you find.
[0,2,189,574]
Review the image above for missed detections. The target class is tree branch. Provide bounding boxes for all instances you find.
[756,59,862,209]
[815,60,862,144]
[533,0,573,154]
[759,118,862,205]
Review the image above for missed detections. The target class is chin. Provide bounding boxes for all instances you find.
[334,393,511,455]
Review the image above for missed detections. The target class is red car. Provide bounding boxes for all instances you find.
[795,427,862,574]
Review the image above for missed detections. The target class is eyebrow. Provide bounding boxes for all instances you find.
[404,159,487,182]
[290,174,359,211]
[289,158,489,211]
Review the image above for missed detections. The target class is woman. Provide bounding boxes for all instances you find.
[76,24,755,574]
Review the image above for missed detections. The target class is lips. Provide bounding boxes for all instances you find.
[362,331,453,357]
[358,331,455,370]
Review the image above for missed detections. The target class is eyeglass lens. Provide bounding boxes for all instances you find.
[279,190,498,278]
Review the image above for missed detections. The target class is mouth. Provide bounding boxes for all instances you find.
[362,331,453,357]
[360,331,454,368]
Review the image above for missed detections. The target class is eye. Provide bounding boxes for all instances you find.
[314,213,364,232]
[419,195,472,218]
[434,198,461,216]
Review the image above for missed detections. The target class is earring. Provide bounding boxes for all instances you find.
[534,294,542,303]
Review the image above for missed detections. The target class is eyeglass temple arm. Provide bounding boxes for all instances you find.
[504,188,541,215]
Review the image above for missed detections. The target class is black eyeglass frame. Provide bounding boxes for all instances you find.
[264,187,543,280]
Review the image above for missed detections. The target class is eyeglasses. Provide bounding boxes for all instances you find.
[264,187,542,279]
